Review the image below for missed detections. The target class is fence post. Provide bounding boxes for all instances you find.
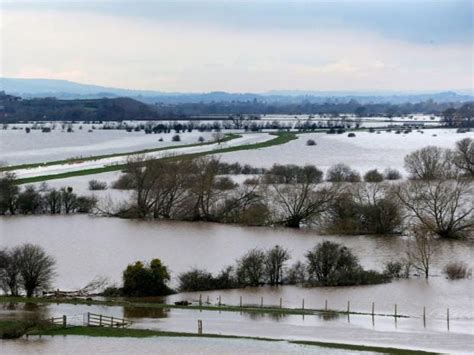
[325,300,328,311]
[198,320,202,335]
[302,298,304,310]
[87,312,90,326]
[111,316,114,327]
[62,315,66,328]
[347,301,350,314]
[394,304,397,318]
[199,294,202,306]
[371,302,375,317]
[218,295,221,306]
[423,307,426,328]
[51,317,54,324]
[99,314,102,327]
[279,297,282,309]
[240,296,242,308]
[447,308,450,331]
[261,296,263,308]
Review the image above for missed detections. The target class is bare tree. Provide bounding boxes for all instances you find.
[0,248,21,296]
[404,146,455,180]
[16,244,56,297]
[451,138,474,178]
[406,225,436,279]
[265,245,290,285]
[264,165,339,228]
[395,180,473,239]
[236,248,266,286]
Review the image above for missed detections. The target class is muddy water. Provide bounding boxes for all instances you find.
[1,336,370,354]
[1,215,473,321]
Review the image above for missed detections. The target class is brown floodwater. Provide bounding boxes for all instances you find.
[1,215,473,341]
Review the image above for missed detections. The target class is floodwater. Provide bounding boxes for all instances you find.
[219,129,474,175]
[0,127,215,165]
[1,215,473,353]
[1,300,472,354]
[1,336,371,354]
[0,215,472,317]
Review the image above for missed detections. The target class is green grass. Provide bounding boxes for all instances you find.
[29,326,435,354]
[1,133,241,173]
[14,132,297,184]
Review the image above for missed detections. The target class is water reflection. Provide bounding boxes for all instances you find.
[123,306,169,319]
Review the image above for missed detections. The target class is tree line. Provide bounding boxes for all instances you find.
[0,181,96,215]
[107,137,473,239]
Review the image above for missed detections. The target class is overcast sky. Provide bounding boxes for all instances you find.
[1,0,473,92]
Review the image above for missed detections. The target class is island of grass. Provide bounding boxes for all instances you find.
[13,132,297,184]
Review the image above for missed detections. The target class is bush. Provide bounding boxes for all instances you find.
[443,261,471,280]
[172,134,181,142]
[112,174,135,190]
[326,164,361,182]
[286,261,306,284]
[122,259,174,296]
[88,180,107,190]
[178,266,238,292]
[347,132,356,137]
[384,168,402,180]
[76,196,97,213]
[364,169,384,182]
[306,139,316,146]
[178,268,215,292]
[306,241,389,286]
[383,261,403,278]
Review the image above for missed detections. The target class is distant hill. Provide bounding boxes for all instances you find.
[0,94,160,122]
[1,77,473,104]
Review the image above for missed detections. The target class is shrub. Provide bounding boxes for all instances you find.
[384,168,402,180]
[326,164,361,182]
[347,132,356,137]
[122,259,174,296]
[172,134,181,142]
[286,261,306,284]
[178,268,215,292]
[76,196,97,213]
[443,261,471,280]
[112,174,135,190]
[306,139,316,146]
[88,180,107,190]
[383,261,403,278]
[198,136,205,143]
[364,169,384,182]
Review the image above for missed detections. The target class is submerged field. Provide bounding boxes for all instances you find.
[1,120,473,354]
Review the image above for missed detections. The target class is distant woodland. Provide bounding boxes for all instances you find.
[0,91,472,127]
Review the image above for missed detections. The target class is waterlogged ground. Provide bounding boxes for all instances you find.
[0,126,217,166]
[1,300,472,354]
[1,336,370,355]
[219,129,474,176]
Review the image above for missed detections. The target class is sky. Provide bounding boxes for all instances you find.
[1,0,473,92]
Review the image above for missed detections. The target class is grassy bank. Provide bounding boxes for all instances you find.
[14,132,297,184]
[23,325,434,354]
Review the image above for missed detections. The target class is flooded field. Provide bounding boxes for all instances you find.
[1,335,369,354]
[219,129,474,175]
[1,215,472,319]
[0,127,216,165]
